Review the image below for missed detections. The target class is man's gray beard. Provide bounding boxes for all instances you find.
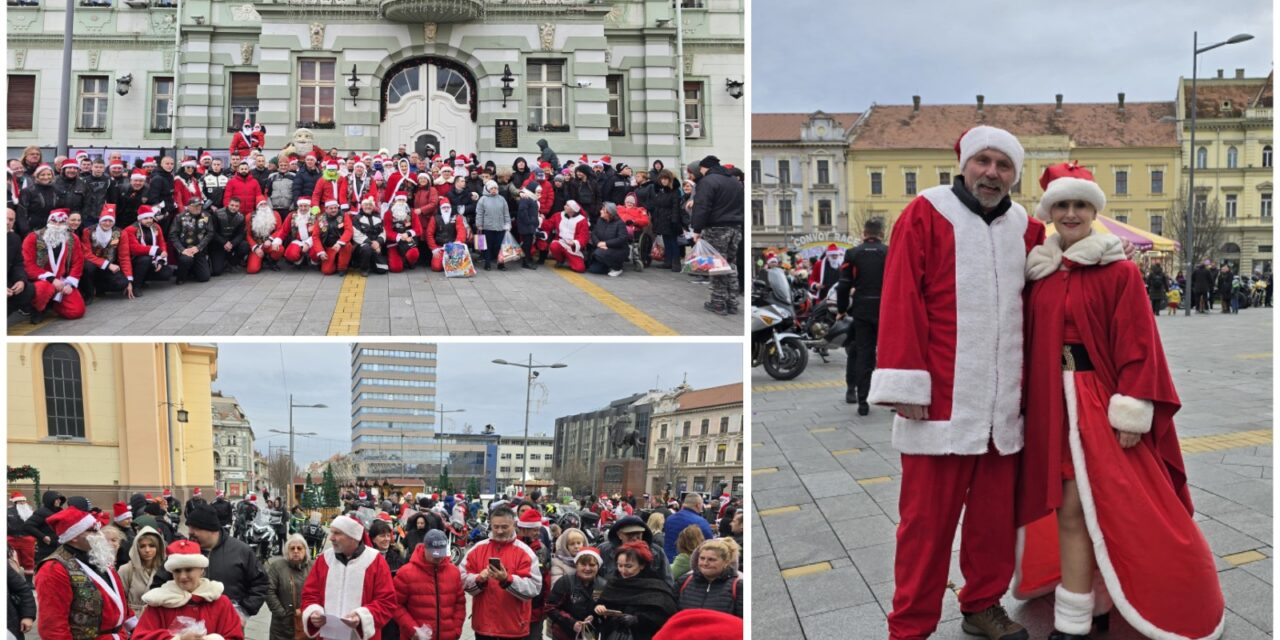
[92,226,113,248]
[972,180,1007,210]
[252,208,277,237]
[85,532,116,572]
[42,225,69,249]
[491,530,516,542]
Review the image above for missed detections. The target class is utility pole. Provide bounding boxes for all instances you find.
[56,0,76,157]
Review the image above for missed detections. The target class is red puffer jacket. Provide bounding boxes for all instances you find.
[223,174,263,209]
[393,545,467,640]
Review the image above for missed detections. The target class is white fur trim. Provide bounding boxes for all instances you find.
[354,606,376,640]
[1107,393,1153,434]
[958,125,1025,181]
[164,550,209,571]
[1036,177,1107,221]
[1026,232,1126,281]
[1063,372,1224,640]
[866,369,932,406]
[330,515,364,540]
[57,513,97,544]
[301,604,325,638]
[141,578,224,608]
[206,635,225,640]
[318,547,376,638]
[1054,585,1094,635]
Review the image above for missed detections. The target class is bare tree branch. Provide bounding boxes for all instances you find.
[1166,186,1227,270]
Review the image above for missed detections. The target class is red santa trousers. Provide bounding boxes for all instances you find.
[888,445,1017,640]
[388,244,420,272]
[246,244,285,274]
[311,243,353,275]
[1012,371,1224,639]
[31,280,86,319]
[430,248,446,272]
[547,242,585,273]
[284,242,309,265]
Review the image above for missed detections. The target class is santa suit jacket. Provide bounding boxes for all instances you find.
[133,579,244,640]
[311,213,353,252]
[246,209,285,250]
[34,547,134,640]
[23,232,84,289]
[121,224,169,266]
[426,212,468,251]
[80,226,134,280]
[312,176,350,210]
[173,173,202,212]
[542,212,589,257]
[866,184,1044,456]
[229,130,265,161]
[301,545,397,640]
[384,208,423,246]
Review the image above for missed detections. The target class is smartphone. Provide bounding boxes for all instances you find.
[489,557,503,571]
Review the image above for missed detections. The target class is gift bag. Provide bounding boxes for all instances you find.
[650,239,665,262]
[499,231,524,264]
[443,242,477,278]
[474,233,487,252]
[682,239,733,276]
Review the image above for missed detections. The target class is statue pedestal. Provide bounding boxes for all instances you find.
[595,459,647,498]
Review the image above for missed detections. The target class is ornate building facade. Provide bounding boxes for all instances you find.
[211,391,256,497]
[644,381,741,497]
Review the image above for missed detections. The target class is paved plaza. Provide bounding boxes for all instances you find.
[751,309,1274,639]
[7,264,742,337]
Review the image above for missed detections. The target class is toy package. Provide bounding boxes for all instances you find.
[682,239,733,276]
[443,241,477,278]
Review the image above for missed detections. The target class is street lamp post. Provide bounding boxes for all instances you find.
[493,355,567,495]
[435,403,466,491]
[271,394,326,516]
[1185,31,1254,316]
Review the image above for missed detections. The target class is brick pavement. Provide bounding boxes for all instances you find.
[751,309,1274,639]
[7,263,741,337]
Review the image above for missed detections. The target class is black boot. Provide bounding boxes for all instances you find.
[858,402,870,416]
[522,258,537,270]
[845,389,858,404]
[497,261,506,271]
[30,308,46,324]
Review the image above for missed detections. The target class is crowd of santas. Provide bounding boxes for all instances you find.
[6,141,720,323]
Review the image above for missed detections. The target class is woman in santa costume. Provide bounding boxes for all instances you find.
[1014,162,1223,640]
[120,205,173,292]
[174,157,203,212]
[300,515,397,640]
[22,208,86,322]
[384,191,423,272]
[543,200,590,272]
[34,506,135,640]
[283,197,316,268]
[246,196,286,273]
[382,157,414,207]
[133,539,245,640]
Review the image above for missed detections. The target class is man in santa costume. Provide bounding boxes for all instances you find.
[542,200,590,272]
[384,192,422,272]
[120,205,172,293]
[300,514,397,640]
[866,125,1042,640]
[347,159,377,210]
[382,157,414,208]
[350,196,388,276]
[34,506,136,640]
[8,491,37,578]
[426,198,467,272]
[229,120,265,163]
[22,208,86,322]
[78,204,134,304]
[312,161,349,212]
[808,243,843,299]
[246,197,286,273]
[283,198,316,267]
[311,199,353,276]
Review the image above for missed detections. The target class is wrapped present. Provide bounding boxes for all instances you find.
[443,241,476,278]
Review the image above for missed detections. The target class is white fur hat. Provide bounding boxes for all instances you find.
[331,514,364,540]
[955,125,1025,181]
[1035,161,1106,221]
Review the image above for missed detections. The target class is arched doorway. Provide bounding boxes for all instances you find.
[380,57,478,156]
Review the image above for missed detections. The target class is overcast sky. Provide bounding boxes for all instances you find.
[213,342,742,467]
[753,1,1273,112]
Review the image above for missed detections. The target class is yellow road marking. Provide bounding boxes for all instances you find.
[857,476,892,486]
[754,378,844,393]
[810,427,836,433]
[1235,352,1272,360]
[1223,550,1266,567]
[7,316,54,335]
[781,562,832,580]
[551,269,679,336]
[1179,429,1271,453]
[758,505,801,517]
[832,448,862,456]
[752,467,778,475]
[327,273,366,336]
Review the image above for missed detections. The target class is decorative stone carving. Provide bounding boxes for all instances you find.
[241,42,254,65]
[87,50,101,70]
[163,52,174,71]
[80,12,110,33]
[309,22,325,49]
[13,49,26,70]
[684,53,693,75]
[7,13,39,32]
[604,48,611,66]
[538,23,555,52]
[423,22,437,43]
[149,12,176,33]
[230,3,261,20]
[604,4,623,26]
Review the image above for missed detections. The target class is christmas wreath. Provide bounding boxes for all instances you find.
[7,465,42,503]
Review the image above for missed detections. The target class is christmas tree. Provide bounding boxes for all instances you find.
[466,477,480,500]
[301,472,317,509]
[322,464,340,508]
[437,468,452,495]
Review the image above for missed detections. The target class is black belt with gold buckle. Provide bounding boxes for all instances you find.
[1062,344,1094,371]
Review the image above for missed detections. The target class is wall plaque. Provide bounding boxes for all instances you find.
[495,119,518,149]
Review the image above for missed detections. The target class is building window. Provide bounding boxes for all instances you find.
[736,441,742,460]
[657,448,665,464]
[682,421,690,438]
[527,60,567,130]
[1196,147,1207,169]
[77,76,109,130]
[297,59,335,127]
[1151,170,1164,194]
[1227,146,1239,169]
[716,444,727,462]
[151,77,173,133]
[1113,215,1129,224]
[1225,194,1238,219]
[939,171,951,185]
[1115,170,1128,195]
[606,74,624,136]
[719,416,729,434]
[659,424,667,440]
[697,445,707,463]
[500,453,512,459]
[229,72,260,131]
[818,200,832,227]
[1262,193,1273,219]
[679,447,689,463]
[751,161,761,184]
[1195,195,1207,216]
[779,200,793,227]
[870,171,882,195]
[699,419,709,436]
[683,81,703,136]
[500,466,510,473]
[8,75,35,131]
[43,344,85,439]
[817,160,830,184]
[777,160,790,184]
[752,200,764,227]
[1150,214,1163,236]
[692,476,706,492]
[1264,146,1273,168]
[904,171,917,195]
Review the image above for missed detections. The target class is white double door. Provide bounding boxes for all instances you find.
[380,62,476,156]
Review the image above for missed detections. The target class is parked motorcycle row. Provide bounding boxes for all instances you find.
[752,267,854,380]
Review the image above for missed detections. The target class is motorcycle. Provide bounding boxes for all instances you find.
[752,268,809,380]
[445,519,471,566]
[301,513,327,559]
[246,510,279,564]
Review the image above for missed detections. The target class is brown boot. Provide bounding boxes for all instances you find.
[961,604,1028,640]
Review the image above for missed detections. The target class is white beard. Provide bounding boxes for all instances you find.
[391,204,410,223]
[295,213,311,238]
[252,207,277,237]
[42,225,70,250]
[439,209,453,224]
[92,226,113,249]
[14,503,32,520]
[85,532,116,572]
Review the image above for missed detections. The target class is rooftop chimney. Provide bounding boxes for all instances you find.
[1235,68,1245,79]
[976,94,984,112]
[912,95,921,112]
[1217,69,1224,79]
[1117,92,1125,111]
[1055,94,1063,112]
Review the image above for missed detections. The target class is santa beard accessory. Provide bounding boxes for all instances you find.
[93,224,114,249]
[252,204,278,239]
[955,125,1026,182]
[43,222,71,250]
[85,531,118,572]
[439,203,454,224]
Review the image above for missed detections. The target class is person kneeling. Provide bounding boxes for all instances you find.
[246,197,285,274]
[587,202,629,277]
[351,197,388,276]
[310,200,353,276]
[22,209,86,322]
[169,199,213,285]
[426,200,467,272]
[133,539,245,640]
[282,198,315,268]
[544,201,589,273]
[121,206,173,295]
[79,204,133,304]
[384,192,422,272]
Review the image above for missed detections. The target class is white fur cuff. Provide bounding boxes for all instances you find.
[354,606,376,640]
[1054,585,1094,635]
[206,635,226,640]
[301,604,325,638]
[1108,393,1153,434]
[867,369,932,407]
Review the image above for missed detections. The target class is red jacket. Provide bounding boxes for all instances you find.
[383,170,414,203]
[385,208,423,245]
[23,232,84,285]
[223,174,264,209]
[133,587,244,640]
[460,537,542,638]
[173,175,202,212]
[246,208,285,249]
[312,176,349,209]
[393,545,467,640]
[412,186,439,224]
[80,226,133,279]
[536,179,554,215]
[121,223,168,266]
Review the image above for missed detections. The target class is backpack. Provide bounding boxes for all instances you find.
[269,174,295,211]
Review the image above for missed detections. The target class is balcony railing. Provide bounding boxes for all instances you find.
[381,0,482,23]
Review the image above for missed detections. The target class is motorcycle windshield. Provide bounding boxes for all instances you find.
[253,511,274,527]
[767,268,792,306]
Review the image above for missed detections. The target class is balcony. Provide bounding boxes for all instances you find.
[381,0,482,23]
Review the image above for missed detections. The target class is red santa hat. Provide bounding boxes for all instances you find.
[164,539,210,571]
[98,204,117,224]
[601,155,612,164]
[825,243,841,257]
[359,491,368,499]
[94,511,110,528]
[200,151,213,162]
[764,252,779,267]
[574,546,603,565]
[431,493,440,501]
[60,158,78,171]
[330,514,365,540]
[248,494,257,502]
[145,493,154,500]
[75,151,89,161]
[653,609,743,640]
[49,506,98,544]
[137,205,156,221]
[9,492,25,502]
[564,200,581,213]
[142,157,157,167]
[1034,161,1106,222]
[324,199,339,209]
[47,209,70,225]
[296,197,312,209]
[192,487,202,496]
[162,488,173,498]
[181,157,198,169]
[517,508,542,529]
[113,502,131,523]
[579,154,590,164]
[325,161,338,171]
[954,125,1025,181]
[216,489,225,498]
[454,493,464,501]
[376,512,392,522]
[392,192,409,203]
[516,490,525,498]
[108,160,124,170]
[130,170,147,183]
